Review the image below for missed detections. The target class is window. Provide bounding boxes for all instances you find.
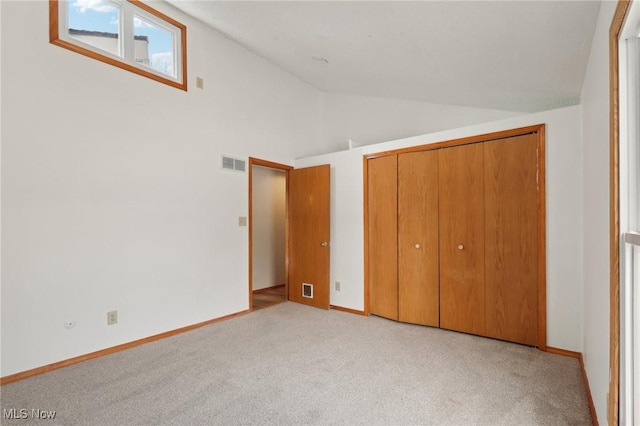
[618,2,640,424]
[50,0,187,90]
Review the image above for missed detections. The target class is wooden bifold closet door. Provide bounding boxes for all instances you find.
[366,130,541,347]
[438,143,486,336]
[368,155,398,320]
[398,151,439,327]
[484,134,538,346]
[368,152,439,326]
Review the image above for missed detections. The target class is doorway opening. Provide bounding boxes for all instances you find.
[248,158,292,311]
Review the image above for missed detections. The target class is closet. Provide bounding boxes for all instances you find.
[367,129,543,347]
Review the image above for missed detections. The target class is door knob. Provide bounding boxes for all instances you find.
[414,243,421,249]
[321,241,329,247]
[457,244,464,250]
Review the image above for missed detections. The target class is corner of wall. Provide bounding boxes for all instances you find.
[579,0,617,423]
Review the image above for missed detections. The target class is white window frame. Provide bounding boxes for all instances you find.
[50,0,187,91]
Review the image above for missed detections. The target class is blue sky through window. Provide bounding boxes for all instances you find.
[134,14,174,76]
[68,0,174,76]
[68,0,119,33]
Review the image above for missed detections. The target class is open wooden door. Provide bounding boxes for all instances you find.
[288,165,330,309]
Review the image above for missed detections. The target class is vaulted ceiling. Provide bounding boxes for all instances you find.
[167,1,601,113]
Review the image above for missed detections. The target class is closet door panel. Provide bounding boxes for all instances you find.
[484,135,538,346]
[439,143,485,335]
[368,155,398,320]
[398,151,439,327]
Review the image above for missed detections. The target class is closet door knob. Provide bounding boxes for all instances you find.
[321,241,329,247]
[414,243,421,249]
[457,244,464,250]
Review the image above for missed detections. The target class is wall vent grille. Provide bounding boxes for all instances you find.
[302,283,314,299]
[221,156,246,173]
[234,159,246,172]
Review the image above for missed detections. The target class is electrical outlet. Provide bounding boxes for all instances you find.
[64,320,76,329]
[107,310,118,325]
[335,281,341,291]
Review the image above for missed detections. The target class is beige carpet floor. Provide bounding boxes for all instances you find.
[0,302,591,425]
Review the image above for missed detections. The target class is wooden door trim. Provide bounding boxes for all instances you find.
[364,124,544,160]
[537,125,547,351]
[248,157,293,312]
[609,1,632,423]
[363,156,371,316]
[363,124,547,349]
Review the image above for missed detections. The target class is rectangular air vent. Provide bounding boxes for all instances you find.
[234,159,246,172]
[222,156,235,170]
[302,283,313,299]
[221,155,246,173]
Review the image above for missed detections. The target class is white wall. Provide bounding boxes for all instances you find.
[0,0,597,380]
[295,105,585,352]
[581,1,616,423]
[252,166,286,291]
[0,0,4,375]
[316,92,521,155]
[0,0,320,377]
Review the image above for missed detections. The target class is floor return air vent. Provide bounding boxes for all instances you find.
[302,283,313,299]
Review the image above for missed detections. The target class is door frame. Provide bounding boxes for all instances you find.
[248,157,293,311]
[363,124,547,349]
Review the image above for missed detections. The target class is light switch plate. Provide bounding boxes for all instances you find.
[238,216,247,227]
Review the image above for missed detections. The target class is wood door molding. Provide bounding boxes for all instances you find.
[363,156,370,316]
[364,124,544,160]
[609,1,632,423]
[537,125,548,351]
[249,158,294,171]
[363,124,546,349]
[248,157,293,311]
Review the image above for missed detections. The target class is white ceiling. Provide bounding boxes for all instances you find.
[167,1,601,113]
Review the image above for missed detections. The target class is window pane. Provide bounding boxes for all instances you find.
[67,0,121,57]
[629,38,640,233]
[134,14,175,78]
